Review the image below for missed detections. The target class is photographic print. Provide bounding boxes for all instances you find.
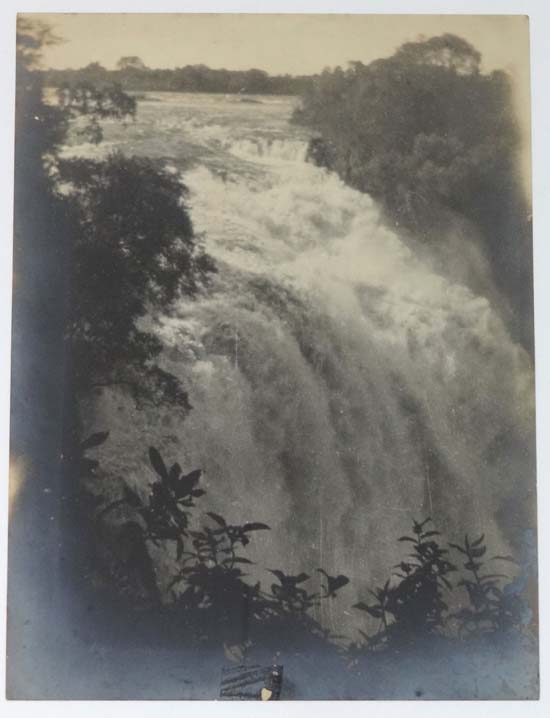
[7,13,538,699]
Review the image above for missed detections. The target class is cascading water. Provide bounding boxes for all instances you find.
[73,92,535,634]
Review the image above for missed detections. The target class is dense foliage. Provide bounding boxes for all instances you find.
[295,34,533,343]
[15,20,215,414]
[352,518,528,653]
[13,19,216,601]
[84,438,349,649]
[58,153,215,406]
[354,518,456,647]
[79,437,529,654]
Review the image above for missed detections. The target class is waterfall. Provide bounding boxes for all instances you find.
[82,94,535,635]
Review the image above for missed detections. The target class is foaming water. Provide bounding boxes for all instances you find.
[225,136,309,163]
[74,93,535,633]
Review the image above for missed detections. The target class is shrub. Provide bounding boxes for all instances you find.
[354,518,455,648]
[450,534,526,635]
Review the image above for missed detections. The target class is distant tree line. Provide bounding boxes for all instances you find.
[42,57,314,95]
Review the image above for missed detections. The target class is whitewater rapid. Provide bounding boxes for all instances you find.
[75,93,535,635]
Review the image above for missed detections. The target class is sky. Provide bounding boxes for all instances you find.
[28,13,528,79]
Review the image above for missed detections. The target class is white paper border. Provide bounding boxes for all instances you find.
[1,2,548,716]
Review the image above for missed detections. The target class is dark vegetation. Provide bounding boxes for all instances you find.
[43,56,313,95]
[58,152,215,408]
[80,438,528,657]
[13,18,215,599]
[83,438,349,650]
[11,19,533,678]
[15,20,215,436]
[351,518,527,655]
[295,34,533,348]
[354,518,456,648]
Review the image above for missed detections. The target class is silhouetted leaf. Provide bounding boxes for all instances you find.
[360,604,383,618]
[168,462,182,483]
[469,546,487,558]
[80,431,110,451]
[449,542,468,555]
[316,569,350,596]
[207,512,226,527]
[181,469,201,485]
[243,522,270,532]
[421,530,441,539]
[353,602,371,612]
[173,470,202,499]
[413,518,431,534]
[331,575,350,591]
[149,447,168,479]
